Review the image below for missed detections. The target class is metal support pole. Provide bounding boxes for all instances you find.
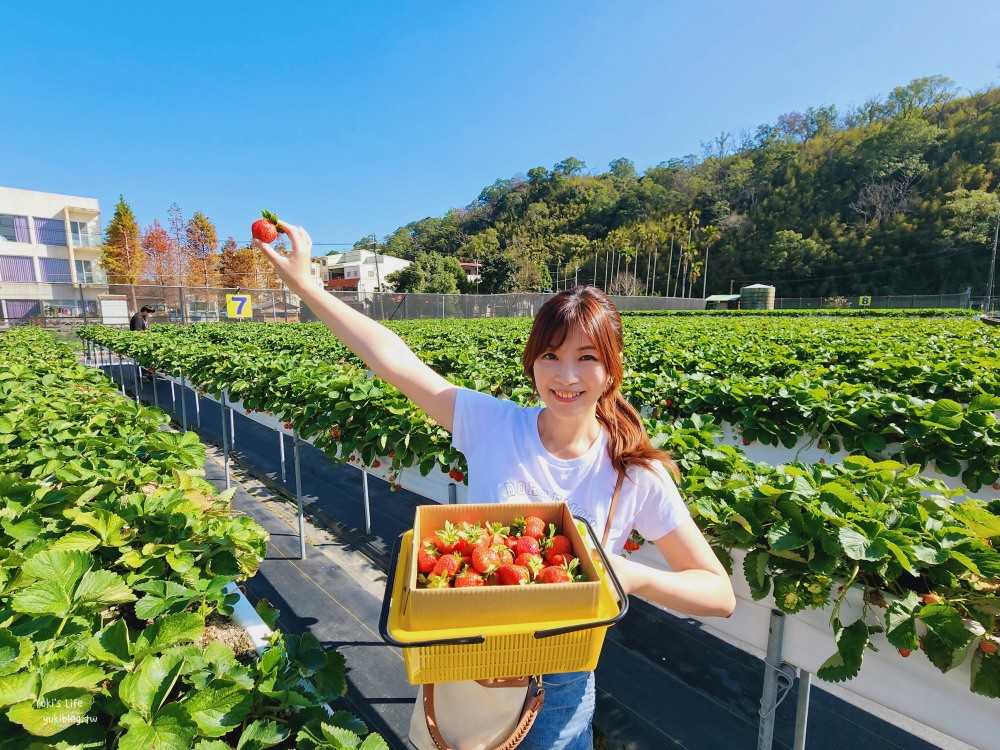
[220,390,231,489]
[757,609,786,750]
[195,390,201,428]
[152,373,159,409]
[229,407,235,448]
[132,359,140,403]
[278,431,286,483]
[448,482,457,504]
[362,470,371,534]
[179,374,188,432]
[169,378,175,409]
[117,352,126,395]
[293,433,306,559]
[793,670,811,750]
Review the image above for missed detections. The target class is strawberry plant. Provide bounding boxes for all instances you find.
[78,313,1000,700]
[0,329,387,747]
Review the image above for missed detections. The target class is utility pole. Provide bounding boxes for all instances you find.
[986,213,1000,315]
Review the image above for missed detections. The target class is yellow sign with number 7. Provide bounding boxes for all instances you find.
[226,294,253,319]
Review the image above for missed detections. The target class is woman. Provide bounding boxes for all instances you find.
[254,222,735,750]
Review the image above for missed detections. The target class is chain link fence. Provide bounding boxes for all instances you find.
[0,281,976,331]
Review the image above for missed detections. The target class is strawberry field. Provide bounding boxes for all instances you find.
[0,328,388,749]
[77,313,1000,708]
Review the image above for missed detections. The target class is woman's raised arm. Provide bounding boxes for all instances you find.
[254,222,457,431]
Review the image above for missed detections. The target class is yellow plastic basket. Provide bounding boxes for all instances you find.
[378,516,628,685]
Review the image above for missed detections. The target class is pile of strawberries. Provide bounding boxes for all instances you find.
[416,515,584,588]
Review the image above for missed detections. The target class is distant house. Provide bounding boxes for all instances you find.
[316,248,410,294]
[705,294,741,310]
[459,261,481,284]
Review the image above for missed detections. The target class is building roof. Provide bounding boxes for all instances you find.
[706,294,741,302]
[326,278,360,290]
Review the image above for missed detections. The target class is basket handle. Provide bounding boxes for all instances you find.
[531,515,629,639]
[378,531,486,649]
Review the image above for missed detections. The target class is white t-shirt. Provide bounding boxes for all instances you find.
[452,388,690,553]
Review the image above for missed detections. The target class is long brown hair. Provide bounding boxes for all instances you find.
[521,285,679,480]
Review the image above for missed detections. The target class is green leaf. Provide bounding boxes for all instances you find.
[947,502,1000,538]
[2,514,42,542]
[74,569,136,610]
[971,649,1000,698]
[182,679,252,738]
[48,531,101,553]
[766,520,809,552]
[12,579,75,618]
[40,665,106,696]
[884,591,920,650]
[359,734,391,750]
[926,399,964,429]
[838,527,887,561]
[310,651,348,702]
[0,631,32,677]
[119,652,188,720]
[7,693,95,737]
[236,718,290,750]
[816,619,869,682]
[918,604,974,650]
[742,549,770,599]
[254,598,280,631]
[134,613,204,659]
[88,619,131,666]
[118,703,198,750]
[0,672,36,708]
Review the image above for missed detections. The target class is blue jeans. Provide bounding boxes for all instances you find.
[521,671,595,750]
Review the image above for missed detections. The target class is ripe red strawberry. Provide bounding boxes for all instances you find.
[545,534,573,557]
[452,470,464,482]
[514,553,543,578]
[513,535,541,557]
[516,516,547,540]
[496,563,530,586]
[431,553,462,580]
[453,568,485,587]
[416,540,439,574]
[371,460,381,468]
[472,544,502,575]
[251,209,283,243]
[537,566,573,584]
[431,521,462,554]
[897,648,911,657]
[623,538,641,552]
[545,552,576,567]
[980,640,998,654]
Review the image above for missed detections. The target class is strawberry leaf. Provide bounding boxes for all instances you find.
[918,604,974,651]
[971,649,1000,698]
[817,618,870,682]
[884,591,920,650]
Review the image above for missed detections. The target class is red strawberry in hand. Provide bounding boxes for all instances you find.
[251,210,283,243]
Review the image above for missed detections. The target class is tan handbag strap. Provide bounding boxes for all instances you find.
[423,679,545,750]
[602,468,626,548]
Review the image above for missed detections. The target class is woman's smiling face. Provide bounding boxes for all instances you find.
[532,325,610,418]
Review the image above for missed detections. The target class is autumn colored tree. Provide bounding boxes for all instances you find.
[184,211,221,287]
[141,219,180,285]
[220,237,281,289]
[101,195,144,284]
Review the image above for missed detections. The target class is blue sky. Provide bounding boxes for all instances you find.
[3,1,998,253]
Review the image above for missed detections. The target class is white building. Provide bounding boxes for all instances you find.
[0,186,104,321]
[316,248,410,294]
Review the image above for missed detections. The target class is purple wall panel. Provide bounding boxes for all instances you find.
[5,300,42,319]
[33,218,67,245]
[0,255,37,282]
[39,257,72,283]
